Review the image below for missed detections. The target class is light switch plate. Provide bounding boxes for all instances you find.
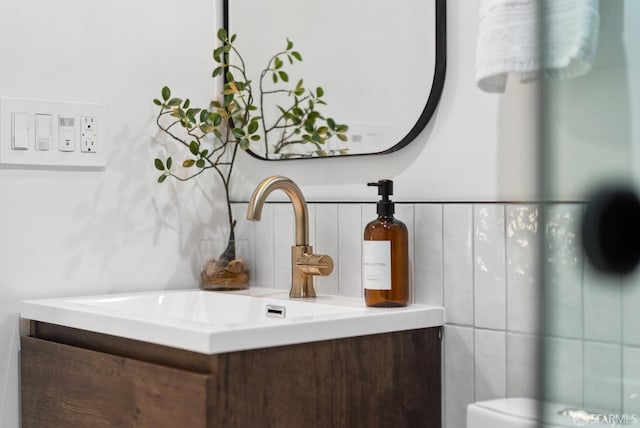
[0,97,106,168]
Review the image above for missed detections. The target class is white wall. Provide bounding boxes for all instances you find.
[0,1,538,426]
[0,1,222,425]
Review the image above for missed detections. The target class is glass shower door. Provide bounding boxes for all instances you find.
[542,1,640,425]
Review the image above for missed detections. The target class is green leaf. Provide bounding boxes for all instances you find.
[327,118,336,130]
[278,71,289,82]
[183,99,190,109]
[212,114,222,126]
[226,71,234,82]
[316,87,324,97]
[183,159,195,168]
[158,174,168,183]
[153,99,162,106]
[337,133,348,142]
[239,138,250,150]
[230,34,237,43]
[272,73,278,84]
[336,125,349,133]
[201,149,209,158]
[161,86,170,101]
[232,128,245,138]
[217,28,228,42]
[189,141,199,155]
[212,66,223,78]
[304,122,314,133]
[250,135,261,141]
[166,157,172,170]
[213,47,223,62]
[286,39,293,50]
[168,98,182,107]
[248,121,259,134]
[291,51,302,61]
[154,158,164,171]
[196,159,205,168]
[274,57,283,70]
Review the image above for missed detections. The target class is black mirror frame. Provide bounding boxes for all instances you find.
[223,0,447,161]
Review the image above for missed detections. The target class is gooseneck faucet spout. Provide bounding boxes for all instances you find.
[247,176,333,298]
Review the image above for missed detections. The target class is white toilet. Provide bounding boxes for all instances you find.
[467,398,539,428]
[467,398,618,428]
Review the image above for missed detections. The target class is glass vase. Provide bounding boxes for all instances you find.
[200,238,251,291]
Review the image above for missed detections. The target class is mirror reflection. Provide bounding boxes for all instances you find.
[226,0,445,160]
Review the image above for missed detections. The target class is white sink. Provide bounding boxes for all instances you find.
[21,287,444,354]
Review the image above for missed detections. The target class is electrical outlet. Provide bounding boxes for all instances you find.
[81,116,96,131]
[81,136,96,153]
[0,97,106,168]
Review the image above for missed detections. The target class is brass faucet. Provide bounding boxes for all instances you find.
[246,176,334,298]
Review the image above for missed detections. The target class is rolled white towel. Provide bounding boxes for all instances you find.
[476,0,599,93]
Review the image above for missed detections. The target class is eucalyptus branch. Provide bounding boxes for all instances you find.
[150,28,348,271]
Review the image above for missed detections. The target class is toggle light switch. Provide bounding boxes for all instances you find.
[35,113,53,151]
[11,112,30,150]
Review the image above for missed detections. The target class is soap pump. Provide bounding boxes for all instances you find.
[363,179,409,307]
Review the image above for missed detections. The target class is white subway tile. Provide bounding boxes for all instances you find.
[506,205,541,334]
[623,272,640,346]
[474,205,506,330]
[273,204,294,291]
[623,347,640,415]
[252,203,274,288]
[584,264,622,343]
[544,337,583,407]
[584,342,622,413]
[443,205,474,326]
[338,204,362,297]
[506,332,540,399]
[475,329,506,401]
[414,205,444,306]
[314,204,339,295]
[395,204,415,303]
[544,204,583,339]
[444,325,474,428]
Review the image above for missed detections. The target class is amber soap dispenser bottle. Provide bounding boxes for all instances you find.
[363,179,409,307]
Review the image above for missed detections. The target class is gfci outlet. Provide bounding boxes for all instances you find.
[81,136,96,153]
[0,98,106,168]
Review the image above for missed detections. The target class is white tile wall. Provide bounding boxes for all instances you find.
[474,329,506,401]
[544,205,584,339]
[443,205,474,326]
[444,325,474,428]
[233,201,640,427]
[474,205,506,330]
[506,205,541,334]
[414,205,444,306]
[583,342,622,413]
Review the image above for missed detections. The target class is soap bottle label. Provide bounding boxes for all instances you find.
[362,240,392,290]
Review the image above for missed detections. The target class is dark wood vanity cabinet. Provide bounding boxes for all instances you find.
[21,322,441,428]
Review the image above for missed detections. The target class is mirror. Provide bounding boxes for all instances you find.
[225,0,446,160]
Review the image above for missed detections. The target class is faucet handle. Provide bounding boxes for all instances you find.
[296,253,334,276]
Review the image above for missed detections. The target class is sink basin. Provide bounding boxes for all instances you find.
[21,287,444,354]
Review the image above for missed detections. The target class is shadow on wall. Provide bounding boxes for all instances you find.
[61,111,229,292]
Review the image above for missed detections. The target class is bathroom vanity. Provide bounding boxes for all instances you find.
[20,289,444,427]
